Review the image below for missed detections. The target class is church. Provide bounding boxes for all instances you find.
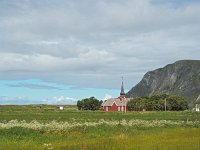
[101,78,131,112]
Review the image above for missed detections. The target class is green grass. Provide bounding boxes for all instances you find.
[0,127,199,150]
[0,105,199,122]
[0,105,200,149]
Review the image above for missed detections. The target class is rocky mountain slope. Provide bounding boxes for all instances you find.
[126,60,200,107]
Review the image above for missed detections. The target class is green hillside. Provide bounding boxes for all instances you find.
[126,60,200,107]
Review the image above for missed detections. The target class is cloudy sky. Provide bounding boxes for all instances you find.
[0,0,200,104]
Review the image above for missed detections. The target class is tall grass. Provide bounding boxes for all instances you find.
[0,105,200,149]
[0,119,200,131]
[0,127,199,150]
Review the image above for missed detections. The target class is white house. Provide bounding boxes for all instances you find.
[195,104,200,112]
[58,106,64,110]
[195,95,200,112]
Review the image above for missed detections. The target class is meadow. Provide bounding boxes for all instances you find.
[0,105,200,150]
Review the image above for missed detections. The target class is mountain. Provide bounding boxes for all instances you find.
[126,60,200,107]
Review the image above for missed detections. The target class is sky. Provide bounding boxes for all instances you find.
[0,0,200,105]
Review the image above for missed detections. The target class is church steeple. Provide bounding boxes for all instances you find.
[120,77,125,100]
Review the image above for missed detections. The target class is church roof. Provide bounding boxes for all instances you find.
[196,95,200,104]
[120,78,125,95]
[101,98,131,107]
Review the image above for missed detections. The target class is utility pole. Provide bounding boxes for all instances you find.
[164,98,167,111]
[125,101,126,113]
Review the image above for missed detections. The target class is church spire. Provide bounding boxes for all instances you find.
[120,77,125,100]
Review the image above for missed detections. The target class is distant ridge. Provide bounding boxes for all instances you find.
[126,60,200,107]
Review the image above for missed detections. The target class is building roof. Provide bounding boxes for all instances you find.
[196,95,200,104]
[196,104,200,107]
[101,98,131,107]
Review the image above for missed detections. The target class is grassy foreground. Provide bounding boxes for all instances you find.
[0,105,200,150]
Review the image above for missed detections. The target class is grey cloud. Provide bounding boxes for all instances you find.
[0,96,40,105]
[0,0,200,89]
[7,83,62,90]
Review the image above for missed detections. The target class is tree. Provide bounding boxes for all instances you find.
[127,97,146,111]
[76,97,101,110]
[127,94,188,111]
[77,100,83,110]
[167,95,188,111]
[147,94,168,111]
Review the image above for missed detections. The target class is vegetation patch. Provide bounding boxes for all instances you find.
[0,105,200,149]
[127,94,188,111]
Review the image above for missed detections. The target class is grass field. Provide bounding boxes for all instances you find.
[0,105,200,150]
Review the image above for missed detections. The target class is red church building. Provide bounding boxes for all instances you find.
[101,78,130,112]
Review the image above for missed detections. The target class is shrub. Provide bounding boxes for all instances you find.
[77,97,101,110]
[127,94,188,111]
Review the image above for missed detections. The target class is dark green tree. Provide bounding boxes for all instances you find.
[127,97,146,111]
[127,94,188,111]
[167,95,188,111]
[77,97,101,110]
[147,94,168,111]
[77,100,83,110]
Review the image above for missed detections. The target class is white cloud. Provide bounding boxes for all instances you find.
[27,41,60,46]
[45,96,77,105]
[104,94,112,100]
